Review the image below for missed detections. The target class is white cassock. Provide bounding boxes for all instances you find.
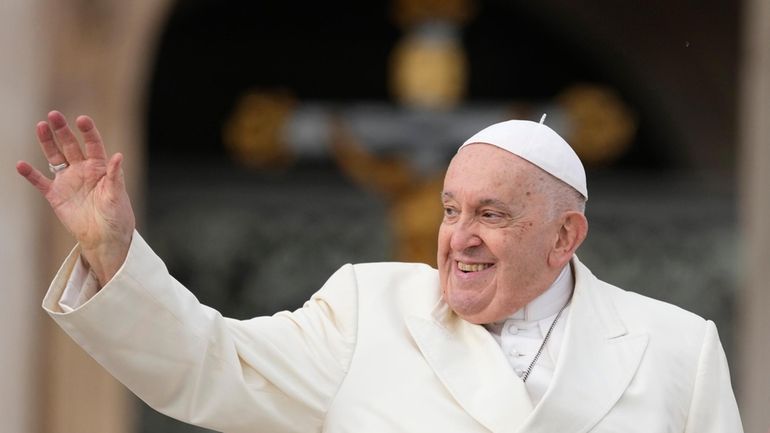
[483,264,574,406]
[44,231,743,433]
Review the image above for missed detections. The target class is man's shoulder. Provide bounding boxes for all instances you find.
[349,262,440,298]
[576,259,710,345]
[320,262,437,286]
[350,262,438,278]
[306,262,440,328]
[320,262,440,316]
[320,262,439,292]
[602,278,703,321]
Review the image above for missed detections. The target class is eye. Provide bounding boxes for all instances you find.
[443,206,459,219]
[480,210,505,223]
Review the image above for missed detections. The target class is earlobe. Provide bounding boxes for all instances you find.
[548,212,588,267]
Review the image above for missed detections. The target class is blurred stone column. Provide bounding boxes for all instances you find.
[0,1,49,432]
[33,1,172,432]
[738,0,770,431]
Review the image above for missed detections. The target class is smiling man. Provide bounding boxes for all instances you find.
[439,142,586,325]
[19,113,742,432]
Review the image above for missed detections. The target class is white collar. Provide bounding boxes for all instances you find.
[486,264,573,331]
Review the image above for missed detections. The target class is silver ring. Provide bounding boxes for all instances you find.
[48,162,69,174]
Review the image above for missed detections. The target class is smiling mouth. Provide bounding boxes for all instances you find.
[457,262,493,273]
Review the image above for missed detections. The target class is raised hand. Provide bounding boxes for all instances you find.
[16,111,136,286]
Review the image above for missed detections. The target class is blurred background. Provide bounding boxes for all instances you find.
[1,0,768,432]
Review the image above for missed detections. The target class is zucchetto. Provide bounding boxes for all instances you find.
[459,118,588,199]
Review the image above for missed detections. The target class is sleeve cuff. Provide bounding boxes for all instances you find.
[43,230,136,315]
[58,255,101,312]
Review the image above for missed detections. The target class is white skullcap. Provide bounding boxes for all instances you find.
[459,118,588,199]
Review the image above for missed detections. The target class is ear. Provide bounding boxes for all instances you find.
[548,211,588,268]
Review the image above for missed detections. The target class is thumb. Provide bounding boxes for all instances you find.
[106,153,126,190]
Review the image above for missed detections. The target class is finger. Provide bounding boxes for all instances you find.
[16,161,52,195]
[106,152,125,188]
[48,111,85,163]
[36,121,67,165]
[76,115,107,160]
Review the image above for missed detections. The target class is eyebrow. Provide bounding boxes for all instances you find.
[441,192,513,211]
[478,198,511,210]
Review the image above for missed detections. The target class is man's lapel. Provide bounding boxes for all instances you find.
[406,300,534,433]
[517,257,649,433]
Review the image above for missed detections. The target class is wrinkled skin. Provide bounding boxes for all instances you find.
[438,144,586,324]
[16,111,135,286]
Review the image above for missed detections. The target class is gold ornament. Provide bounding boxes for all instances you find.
[390,31,468,109]
[559,84,637,166]
[223,90,296,169]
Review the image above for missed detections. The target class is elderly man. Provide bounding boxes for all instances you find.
[17,111,742,433]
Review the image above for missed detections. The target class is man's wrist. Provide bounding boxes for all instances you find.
[80,233,132,287]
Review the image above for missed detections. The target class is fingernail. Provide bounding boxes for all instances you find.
[76,115,93,130]
[48,111,67,129]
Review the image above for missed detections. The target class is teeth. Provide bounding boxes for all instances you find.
[458,262,492,272]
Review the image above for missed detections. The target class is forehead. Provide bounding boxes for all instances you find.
[444,144,539,194]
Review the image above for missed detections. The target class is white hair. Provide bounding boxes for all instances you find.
[537,170,587,219]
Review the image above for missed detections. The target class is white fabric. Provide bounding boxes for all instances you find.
[485,264,573,404]
[43,232,743,433]
[460,119,588,199]
[58,255,100,313]
[58,255,574,405]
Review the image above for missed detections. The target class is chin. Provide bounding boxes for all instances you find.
[444,291,492,324]
[454,309,494,325]
[456,314,485,325]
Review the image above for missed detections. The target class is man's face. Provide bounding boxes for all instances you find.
[437,144,562,324]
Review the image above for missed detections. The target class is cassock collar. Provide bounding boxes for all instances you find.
[485,263,573,333]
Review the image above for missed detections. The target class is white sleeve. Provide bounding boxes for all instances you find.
[42,231,359,433]
[683,320,744,433]
[58,255,101,313]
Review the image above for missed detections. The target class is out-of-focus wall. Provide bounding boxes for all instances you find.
[0,0,170,432]
[35,1,173,430]
[0,1,48,432]
[738,0,770,431]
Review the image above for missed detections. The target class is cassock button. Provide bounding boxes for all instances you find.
[514,367,524,377]
[506,324,519,334]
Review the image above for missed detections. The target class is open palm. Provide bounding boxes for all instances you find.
[17,111,135,285]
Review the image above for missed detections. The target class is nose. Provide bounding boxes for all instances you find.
[449,219,482,252]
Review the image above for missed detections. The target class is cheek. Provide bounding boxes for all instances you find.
[436,224,451,255]
[484,228,520,258]
[497,229,550,276]
[487,231,537,282]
